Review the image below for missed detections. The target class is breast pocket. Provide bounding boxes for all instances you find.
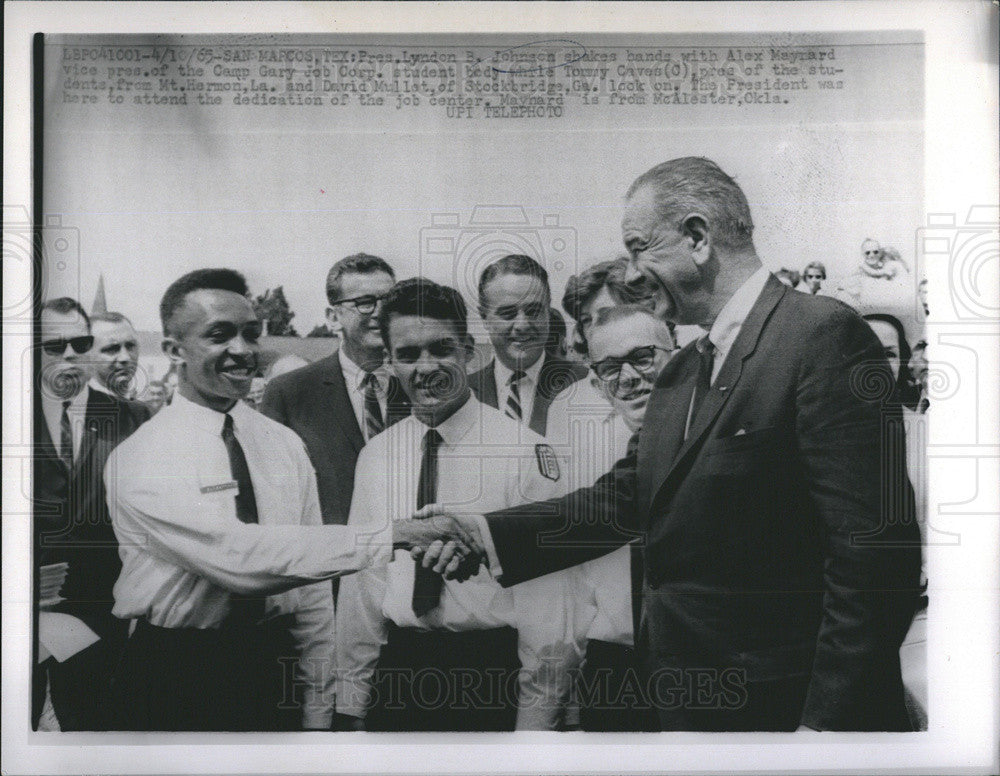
[700,426,784,475]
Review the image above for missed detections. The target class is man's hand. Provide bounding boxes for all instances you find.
[411,539,483,582]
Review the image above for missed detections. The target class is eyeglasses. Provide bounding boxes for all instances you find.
[863,249,882,257]
[42,335,94,356]
[332,293,388,315]
[591,345,675,383]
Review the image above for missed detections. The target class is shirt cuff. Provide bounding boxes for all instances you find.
[472,514,503,579]
[302,706,334,730]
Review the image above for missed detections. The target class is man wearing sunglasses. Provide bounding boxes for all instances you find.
[262,253,411,531]
[34,297,151,731]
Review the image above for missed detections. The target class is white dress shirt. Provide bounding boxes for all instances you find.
[494,355,544,425]
[336,395,585,729]
[338,349,389,441]
[40,385,89,461]
[546,380,636,646]
[107,392,392,728]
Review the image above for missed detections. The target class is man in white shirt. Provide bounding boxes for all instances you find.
[107,268,397,731]
[88,312,140,399]
[335,278,583,731]
[470,254,586,436]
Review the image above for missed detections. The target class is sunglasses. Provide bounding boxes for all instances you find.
[41,335,94,356]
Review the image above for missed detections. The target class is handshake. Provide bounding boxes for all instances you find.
[391,506,489,582]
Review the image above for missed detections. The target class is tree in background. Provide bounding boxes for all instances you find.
[253,286,299,337]
[306,323,337,338]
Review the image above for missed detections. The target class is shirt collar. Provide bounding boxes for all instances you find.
[338,348,387,392]
[412,393,479,448]
[706,266,770,360]
[168,390,254,436]
[494,353,544,390]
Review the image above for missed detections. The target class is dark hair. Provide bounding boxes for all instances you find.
[863,313,919,409]
[378,278,469,348]
[325,253,395,306]
[160,268,249,336]
[626,157,754,250]
[91,311,134,327]
[477,254,550,306]
[42,297,90,328]
[561,256,656,324]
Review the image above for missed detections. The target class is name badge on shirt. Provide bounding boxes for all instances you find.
[535,444,560,481]
[200,480,239,494]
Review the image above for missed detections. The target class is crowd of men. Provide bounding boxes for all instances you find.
[33,156,928,733]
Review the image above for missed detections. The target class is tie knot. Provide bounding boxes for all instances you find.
[423,428,443,450]
[363,371,379,388]
[697,335,715,356]
[62,400,72,411]
[222,413,235,437]
[508,369,526,385]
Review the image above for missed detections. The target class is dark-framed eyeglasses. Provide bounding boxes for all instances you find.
[42,335,94,356]
[591,345,675,383]
[332,293,388,315]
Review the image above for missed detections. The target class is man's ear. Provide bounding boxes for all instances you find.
[326,306,344,336]
[162,336,184,368]
[681,213,712,267]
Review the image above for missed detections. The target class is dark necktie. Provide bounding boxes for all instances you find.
[221,413,264,624]
[688,337,715,428]
[59,400,74,469]
[412,428,444,617]
[362,372,385,440]
[505,370,525,422]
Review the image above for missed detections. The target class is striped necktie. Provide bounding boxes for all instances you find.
[59,401,74,469]
[505,370,526,422]
[362,372,385,440]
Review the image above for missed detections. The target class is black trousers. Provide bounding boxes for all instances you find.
[579,639,659,732]
[111,616,299,731]
[365,625,520,732]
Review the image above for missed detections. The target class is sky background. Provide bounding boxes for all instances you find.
[42,33,923,336]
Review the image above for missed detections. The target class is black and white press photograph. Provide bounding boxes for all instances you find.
[2,2,998,775]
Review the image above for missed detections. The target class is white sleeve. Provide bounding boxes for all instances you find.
[288,450,336,729]
[334,447,391,720]
[106,448,392,597]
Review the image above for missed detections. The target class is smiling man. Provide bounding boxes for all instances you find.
[471,254,586,435]
[106,268,401,731]
[335,278,582,732]
[408,157,922,732]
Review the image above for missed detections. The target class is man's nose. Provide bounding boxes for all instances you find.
[228,336,253,355]
[624,259,644,286]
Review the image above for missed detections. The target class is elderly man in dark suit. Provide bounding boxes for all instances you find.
[469,254,587,436]
[405,157,922,732]
[262,253,411,528]
[34,297,151,730]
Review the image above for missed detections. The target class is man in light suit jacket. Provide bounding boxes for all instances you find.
[262,254,410,528]
[469,254,587,436]
[406,158,923,732]
[34,297,151,730]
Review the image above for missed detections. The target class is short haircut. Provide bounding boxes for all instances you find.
[378,278,469,348]
[477,254,550,306]
[325,253,395,306]
[626,157,754,250]
[159,268,249,337]
[591,303,676,346]
[42,297,90,328]
[561,256,655,323]
[91,311,135,328]
[547,307,567,354]
[802,261,827,279]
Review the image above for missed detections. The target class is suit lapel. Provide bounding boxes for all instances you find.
[476,361,500,410]
[385,375,411,427]
[323,353,366,453]
[650,275,788,504]
[636,346,699,520]
[529,356,557,435]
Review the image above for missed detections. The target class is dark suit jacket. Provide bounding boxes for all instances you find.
[34,387,151,641]
[484,276,922,731]
[469,354,588,436]
[261,351,411,526]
